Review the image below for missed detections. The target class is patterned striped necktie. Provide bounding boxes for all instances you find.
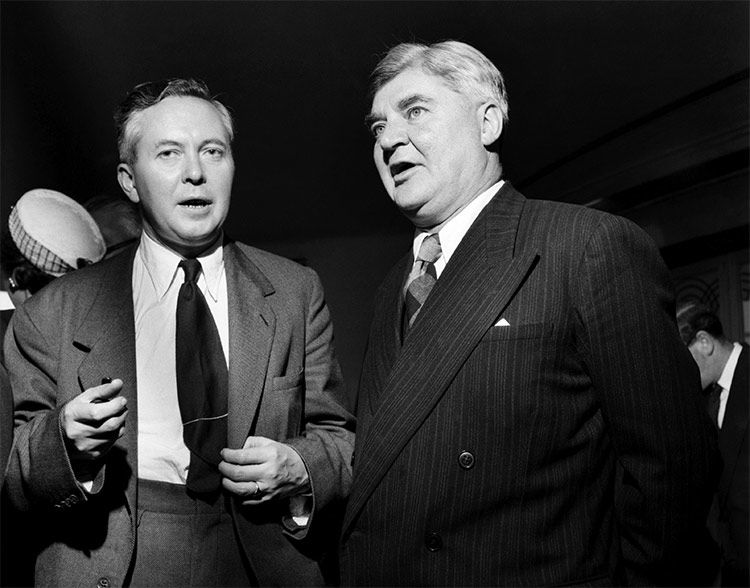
[403,233,442,333]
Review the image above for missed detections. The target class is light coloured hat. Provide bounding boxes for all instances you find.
[8,189,106,276]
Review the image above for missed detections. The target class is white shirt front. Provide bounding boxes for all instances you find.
[411,180,504,278]
[132,232,229,483]
[716,342,742,429]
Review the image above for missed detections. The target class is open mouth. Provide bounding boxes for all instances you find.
[179,199,211,208]
[390,161,416,182]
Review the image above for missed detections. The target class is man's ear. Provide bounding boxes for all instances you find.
[117,163,139,204]
[479,102,503,147]
[694,330,715,356]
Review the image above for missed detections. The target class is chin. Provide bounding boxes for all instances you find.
[393,190,428,215]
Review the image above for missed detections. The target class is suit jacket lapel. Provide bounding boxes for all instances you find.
[344,184,539,534]
[74,246,139,512]
[223,241,277,448]
[359,254,410,419]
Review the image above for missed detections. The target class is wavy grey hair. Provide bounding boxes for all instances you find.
[368,40,509,124]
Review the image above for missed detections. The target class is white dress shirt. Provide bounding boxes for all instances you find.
[131,234,310,525]
[716,342,742,429]
[132,232,228,483]
[411,180,504,277]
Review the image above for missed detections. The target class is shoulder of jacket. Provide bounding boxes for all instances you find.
[230,241,315,279]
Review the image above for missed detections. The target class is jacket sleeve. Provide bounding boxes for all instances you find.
[574,214,718,585]
[3,299,90,513]
[283,268,355,538]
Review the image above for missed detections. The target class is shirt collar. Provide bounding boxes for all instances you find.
[138,232,225,302]
[412,180,504,264]
[717,342,743,391]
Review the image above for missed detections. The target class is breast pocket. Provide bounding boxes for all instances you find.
[485,322,552,341]
[272,369,303,391]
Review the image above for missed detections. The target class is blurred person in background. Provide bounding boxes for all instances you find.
[84,193,142,258]
[677,302,748,587]
[1,187,105,587]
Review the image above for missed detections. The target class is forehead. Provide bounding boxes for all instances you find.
[135,96,229,143]
[370,68,459,113]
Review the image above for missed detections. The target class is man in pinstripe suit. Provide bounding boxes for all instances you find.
[340,40,718,586]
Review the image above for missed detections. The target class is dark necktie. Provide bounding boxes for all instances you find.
[707,383,722,429]
[175,258,228,493]
[403,233,442,335]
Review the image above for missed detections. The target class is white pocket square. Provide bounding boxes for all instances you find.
[494,318,511,327]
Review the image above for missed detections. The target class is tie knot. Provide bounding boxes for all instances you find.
[179,258,202,284]
[417,233,442,264]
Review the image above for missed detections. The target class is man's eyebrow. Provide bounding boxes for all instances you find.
[396,93,432,111]
[364,112,381,128]
[199,138,230,149]
[151,138,229,150]
[153,139,183,150]
[364,94,433,128]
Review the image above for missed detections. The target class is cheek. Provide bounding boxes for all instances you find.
[373,149,394,192]
[136,168,175,197]
[372,144,383,170]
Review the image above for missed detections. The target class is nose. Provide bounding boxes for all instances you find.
[377,119,408,162]
[182,152,206,185]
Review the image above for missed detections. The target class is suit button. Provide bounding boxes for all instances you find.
[97,577,110,588]
[458,450,475,469]
[425,532,443,552]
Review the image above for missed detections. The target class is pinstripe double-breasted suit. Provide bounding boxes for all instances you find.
[340,183,717,586]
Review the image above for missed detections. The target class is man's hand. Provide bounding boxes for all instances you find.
[219,436,310,506]
[60,379,128,477]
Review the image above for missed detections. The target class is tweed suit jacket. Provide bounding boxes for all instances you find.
[340,183,717,587]
[4,239,355,587]
[716,343,748,583]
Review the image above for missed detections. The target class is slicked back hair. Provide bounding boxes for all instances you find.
[114,78,234,165]
[676,302,726,345]
[368,40,509,125]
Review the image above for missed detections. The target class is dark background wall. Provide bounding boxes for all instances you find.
[2,1,748,390]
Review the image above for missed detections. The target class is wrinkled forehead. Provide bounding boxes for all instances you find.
[131,96,232,148]
[369,67,455,115]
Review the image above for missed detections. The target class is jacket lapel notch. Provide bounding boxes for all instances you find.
[75,248,138,394]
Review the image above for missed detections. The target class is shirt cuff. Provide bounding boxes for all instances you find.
[289,493,312,527]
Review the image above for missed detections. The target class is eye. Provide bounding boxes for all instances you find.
[407,106,425,120]
[157,149,179,160]
[370,122,385,139]
[203,147,225,160]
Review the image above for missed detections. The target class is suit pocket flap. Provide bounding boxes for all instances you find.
[272,369,303,390]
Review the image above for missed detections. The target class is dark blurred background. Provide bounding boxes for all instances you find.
[2,1,748,388]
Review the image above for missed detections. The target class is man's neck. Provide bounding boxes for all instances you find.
[713,340,735,383]
[423,174,503,234]
[144,229,223,259]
